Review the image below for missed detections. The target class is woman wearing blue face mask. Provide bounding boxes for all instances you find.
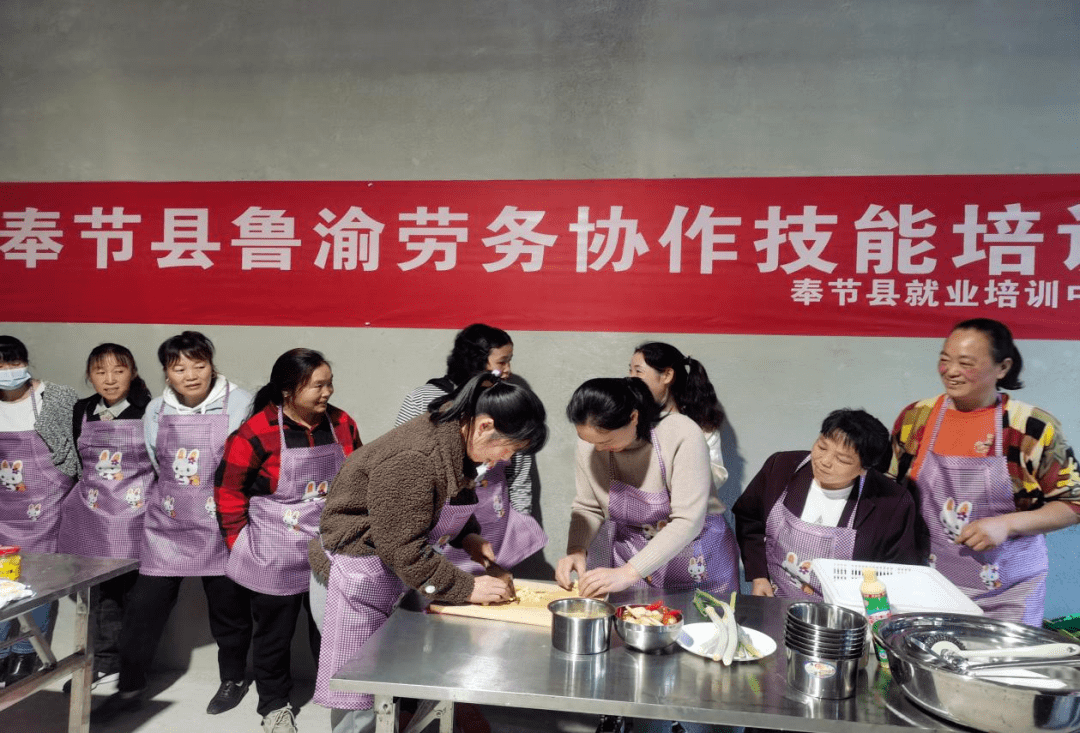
[0,335,78,685]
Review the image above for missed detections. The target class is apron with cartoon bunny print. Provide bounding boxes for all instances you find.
[437,460,547,572]
[227,407,346,595]
[917,396,1048,625]
[0,389,75,552]
[57,411,154,559]
[587,428,739,595]
[139,386,232,576]
[764,455,862,600]
[314,494,477,710]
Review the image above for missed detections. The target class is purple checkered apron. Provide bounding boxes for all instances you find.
[227,407,346,595]
[439,461,547,572]
[139,387,232,576]
[587,429,739,595]
[764,455,861,600]
[57,413,153,559]
[918,397,1048,625]
[314,501,476,710]
[0,389,75,552]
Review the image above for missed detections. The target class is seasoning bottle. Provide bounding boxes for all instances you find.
[0,545,21,580]
[860,567,891,668]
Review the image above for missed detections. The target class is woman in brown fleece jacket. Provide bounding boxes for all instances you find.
[310,373,547,731]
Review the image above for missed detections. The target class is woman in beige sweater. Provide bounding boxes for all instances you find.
[556,377,738,599]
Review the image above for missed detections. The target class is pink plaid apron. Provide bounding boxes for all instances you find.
[227,407,346,595]
[588,429,739,595]
[57,412,153,559]
[438,460,547,572]
[764,455,861,600]
[918,397,1048,625]
[315,489,476,710]
[0,389,75,552]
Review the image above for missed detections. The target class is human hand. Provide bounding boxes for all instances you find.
[577,564,640,598]
[751,577,775,597]
[555,551,587,590]
[461,533,496,566]
[957,515,1013,552]
[469,574,514,604]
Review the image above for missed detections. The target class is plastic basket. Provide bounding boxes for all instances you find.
[810,559,983,616]
[1045,613,1080,636]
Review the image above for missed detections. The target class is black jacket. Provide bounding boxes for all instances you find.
[732,450,926,582]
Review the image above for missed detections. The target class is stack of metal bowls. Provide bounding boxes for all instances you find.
[784,602,867,699]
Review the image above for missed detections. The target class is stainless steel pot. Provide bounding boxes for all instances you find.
[875,613,1080,732]
[786,646,861,699]
[548,598,615,654]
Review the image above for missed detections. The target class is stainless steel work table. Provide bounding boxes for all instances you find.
[331,588,967,732]
[0,553,139,733]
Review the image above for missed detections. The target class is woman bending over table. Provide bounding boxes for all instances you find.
[311,373,547,733]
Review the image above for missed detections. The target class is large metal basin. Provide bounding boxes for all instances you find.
[875,613,1080,732]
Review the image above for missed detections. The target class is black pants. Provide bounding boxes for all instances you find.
[117,573,252,693]
[248,591,313,716]
[91,569,139,675]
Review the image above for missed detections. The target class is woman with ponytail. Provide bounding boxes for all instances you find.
[311,373,547,732]
[630,342,728,491]
[890,318,1080,625]
[396,323,545,575]
[213,348,362,732]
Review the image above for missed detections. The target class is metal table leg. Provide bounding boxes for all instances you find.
[67,588,94,733]
[401,698,453,733]
[373,695,399,733]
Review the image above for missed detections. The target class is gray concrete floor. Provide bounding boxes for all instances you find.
[1,671,599,732]
[0,593,598,733]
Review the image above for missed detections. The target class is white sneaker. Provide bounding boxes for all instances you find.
[262,704,298,733]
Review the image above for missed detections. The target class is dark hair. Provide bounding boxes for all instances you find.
[0,336,29,365]
[157,331,216,371]
[86,343,151,406]
[566,377,661,442]
[252,348,330,414]
[429,372,547,454]
[444,323,513,387]
[819,408,891,473]
[952,318,1024,390]
[634,342,725,432]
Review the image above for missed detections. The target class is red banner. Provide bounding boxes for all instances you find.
[2,176,1079,339]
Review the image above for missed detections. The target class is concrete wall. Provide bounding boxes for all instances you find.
[3,0,1079,680]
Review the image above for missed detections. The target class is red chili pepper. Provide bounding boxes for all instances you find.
[661,612,678,625]
[646,600,664,611]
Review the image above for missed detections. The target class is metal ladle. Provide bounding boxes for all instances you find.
[912,635,1080,674]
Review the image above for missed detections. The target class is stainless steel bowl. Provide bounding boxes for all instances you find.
[875,613,1080,732]
[614,605,684,652]
[548,598,616,655]
[787,602,868,633]
[785,634,864,659]
[784,623,866,646]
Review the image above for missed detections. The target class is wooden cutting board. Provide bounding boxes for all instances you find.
[427,579,582,627]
